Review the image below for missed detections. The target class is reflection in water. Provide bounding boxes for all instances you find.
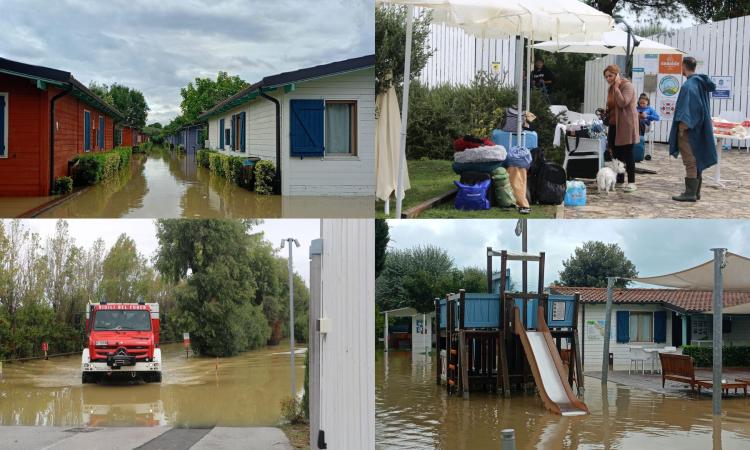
[37,149,374,218]
[0,343,305,427]
[376,352,750,450]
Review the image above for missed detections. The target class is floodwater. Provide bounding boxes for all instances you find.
[376,351,750,449]
[0,343,305,427]
[36,149,373,218]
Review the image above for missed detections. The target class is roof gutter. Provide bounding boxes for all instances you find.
[260,91,282,195]
[49,88,72,194]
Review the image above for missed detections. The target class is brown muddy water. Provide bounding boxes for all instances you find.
[0,343,305,427]
[376,351,750,450]
[35,149,373,218]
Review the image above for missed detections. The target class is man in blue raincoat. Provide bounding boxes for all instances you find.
[669,56,717,202]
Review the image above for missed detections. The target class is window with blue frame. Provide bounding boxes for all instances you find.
[0,93,7,158]
[616,310,667,343]
[325,100,356,155]
[290,99,357,157]
[84,110,91,151]
[98,116,105,149]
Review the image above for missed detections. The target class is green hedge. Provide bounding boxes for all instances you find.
[255,160,275,195]
[682,345,750,367]
[53,176,73,195]
[197,149,254,189]
[72,146,132,186]
[405,72,564,164]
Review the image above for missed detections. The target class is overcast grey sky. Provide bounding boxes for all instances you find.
[387,220,750,288]
[18,219,319,286]
[0,0,374,124]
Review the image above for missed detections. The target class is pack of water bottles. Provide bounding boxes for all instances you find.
[564,180,587,207]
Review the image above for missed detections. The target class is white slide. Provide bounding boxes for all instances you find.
[525,331,588,416]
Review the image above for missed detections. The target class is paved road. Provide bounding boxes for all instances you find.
[0,426,293,450]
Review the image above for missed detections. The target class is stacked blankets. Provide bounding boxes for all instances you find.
[454,145,507,164]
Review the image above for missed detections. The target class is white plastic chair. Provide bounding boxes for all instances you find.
[628,346,649,374]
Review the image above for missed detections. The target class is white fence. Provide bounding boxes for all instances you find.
[420,16,517,87]
[584,15,750,145]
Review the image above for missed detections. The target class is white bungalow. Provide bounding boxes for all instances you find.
[199,55,375,197]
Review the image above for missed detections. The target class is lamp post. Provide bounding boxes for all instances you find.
[281,237,301,399]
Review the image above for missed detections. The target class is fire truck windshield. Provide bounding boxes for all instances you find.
[93,310,151,331]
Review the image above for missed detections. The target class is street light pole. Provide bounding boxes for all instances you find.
[281,237,301,399]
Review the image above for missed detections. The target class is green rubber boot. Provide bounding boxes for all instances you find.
[696,174,702,200]
[672,178,698,202]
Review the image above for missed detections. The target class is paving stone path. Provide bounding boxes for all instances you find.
[565,144,750,218]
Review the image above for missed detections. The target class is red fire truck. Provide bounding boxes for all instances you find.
[81,301,162,383]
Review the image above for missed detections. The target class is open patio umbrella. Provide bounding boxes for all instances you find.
[376,0,614,218]
[604,249,748,416]
[376,80,410,214]
[532,29,686,55]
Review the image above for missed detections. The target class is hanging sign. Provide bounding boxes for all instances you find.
[659,54,683,74]
[711,76,733,99]
[643,54,659,74]
[657,74,681,119]
[491,62,502,74]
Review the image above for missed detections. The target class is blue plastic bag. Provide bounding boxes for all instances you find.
[454,179,491,210]
[564,180,587,207]
[504,145,532,169]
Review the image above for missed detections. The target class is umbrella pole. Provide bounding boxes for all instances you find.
[526,32,532,115]
[395,4,414,220]
[516,35,523,145]
[712,248,726,416]
[601,277,615,385]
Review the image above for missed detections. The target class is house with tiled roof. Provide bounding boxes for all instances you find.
[550,286,750,372]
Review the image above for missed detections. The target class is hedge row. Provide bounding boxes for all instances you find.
[72,146,132,186]
[197,149,276,194]
[682,345,750,367]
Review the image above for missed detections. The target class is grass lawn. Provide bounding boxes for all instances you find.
[376,159,557,219]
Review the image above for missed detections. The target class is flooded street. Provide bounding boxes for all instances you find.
[376,351,750,449]
[0,343,305,428]
[35,149,373,218]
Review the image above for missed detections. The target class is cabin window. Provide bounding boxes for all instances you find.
[224,129,231,148]
[629,312,654,342]
[0,93,7,158]
[83,110,92,151]
[98,116,105,149]
[325,100,357,155]
[232,113,246,152]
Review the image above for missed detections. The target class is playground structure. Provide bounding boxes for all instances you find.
[434,247,588,416]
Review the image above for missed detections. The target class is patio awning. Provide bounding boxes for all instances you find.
[634,252,750,291]
[532,29,686,55]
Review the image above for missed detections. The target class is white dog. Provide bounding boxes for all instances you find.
[596,159,626,193]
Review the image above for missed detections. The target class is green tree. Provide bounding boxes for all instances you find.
[154,219,270,356]
[558,241,638,288]
[681,0,750,22]
[180,72,248,123]
[101,234,150,303]
[376,5,433,94]
[88,82,150,128]
[375,219,390,278]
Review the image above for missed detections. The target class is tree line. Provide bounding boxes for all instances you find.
[0,219,308,360]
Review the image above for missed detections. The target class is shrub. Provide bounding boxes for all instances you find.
[53,176,73,195]
[72,147,132,186]
[208,152,225,177]
[255,160,276,195]
[682,345,750,367]
[197,149,213,168]
[404,72,561,163]
[221,155,245,185]
[280,396,306,424]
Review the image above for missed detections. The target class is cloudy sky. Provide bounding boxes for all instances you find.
[387,220,750,288]
[16,219,320,285]
[1,0,374,124]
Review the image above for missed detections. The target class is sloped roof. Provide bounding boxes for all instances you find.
[0,57,127,122]
[550,286,750,313]
[199,54,375,119]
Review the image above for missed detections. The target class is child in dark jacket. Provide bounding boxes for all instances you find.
[637,94,660,136]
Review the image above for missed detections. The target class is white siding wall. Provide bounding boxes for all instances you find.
[206,100,276,160]
[311,219,374,450]
[578,303,673,372]
[281,68,375,196]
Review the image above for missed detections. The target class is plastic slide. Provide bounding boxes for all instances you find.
[514,307,589,416]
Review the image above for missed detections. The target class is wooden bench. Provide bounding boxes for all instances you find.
[659,353,707,391]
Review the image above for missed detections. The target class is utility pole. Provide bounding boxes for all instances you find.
[281,237,301,399]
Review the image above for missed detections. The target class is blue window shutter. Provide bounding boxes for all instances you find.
[219,119,224,149]
[616,311,630,343]
[290,99,324,157]
[240,112,246,152]
[99,117,105,148]
[230,114,236,150]
[0,95,5,156]
[654,311,667,343]
[84,111,91,151]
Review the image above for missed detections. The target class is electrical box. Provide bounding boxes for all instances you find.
[318,317,331,334]
[644,74,658,93]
